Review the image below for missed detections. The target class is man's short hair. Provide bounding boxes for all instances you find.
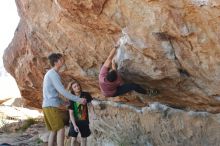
[48,53,62,67]
[106,70,117,82]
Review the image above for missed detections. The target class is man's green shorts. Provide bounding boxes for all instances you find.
[43,107,64,131]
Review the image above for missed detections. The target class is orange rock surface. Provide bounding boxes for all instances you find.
[3,0,220,112]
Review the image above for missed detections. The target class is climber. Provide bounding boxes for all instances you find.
[99,45,158,97]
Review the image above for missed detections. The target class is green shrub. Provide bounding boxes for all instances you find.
[19,118,37,131]
[36,138,43,144]
[0,117,10,132]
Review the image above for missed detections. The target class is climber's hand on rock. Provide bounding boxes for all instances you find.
[114,43,120,49]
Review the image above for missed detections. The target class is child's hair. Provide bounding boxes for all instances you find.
[67,80,81,95]
[48,53,62,67]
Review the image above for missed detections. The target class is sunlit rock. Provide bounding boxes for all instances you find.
[3,0,220,113]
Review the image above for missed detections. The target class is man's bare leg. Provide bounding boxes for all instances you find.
[48,131,56,146]
[81,138,87,146]
[57,128,65,146]
[71,137,77,146]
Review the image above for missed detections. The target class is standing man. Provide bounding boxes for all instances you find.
[42,53,86,146]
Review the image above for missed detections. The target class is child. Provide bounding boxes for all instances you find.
[67,80,95,146]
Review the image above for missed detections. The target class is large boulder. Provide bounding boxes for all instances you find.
[89,100,220,146]
[3,0,220,112]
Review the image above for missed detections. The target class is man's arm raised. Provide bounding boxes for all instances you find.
[103,47,118,68]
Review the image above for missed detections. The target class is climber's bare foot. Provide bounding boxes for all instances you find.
[109,96,129,102]
[145,88,159,97]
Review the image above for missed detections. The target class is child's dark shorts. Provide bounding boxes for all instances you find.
[68,120,91,138]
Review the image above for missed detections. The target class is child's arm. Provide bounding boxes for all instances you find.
[69,109,79,132]
[88,103,96,120]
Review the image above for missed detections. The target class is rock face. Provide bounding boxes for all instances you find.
[89,101,220,146]
[3,0,220,112]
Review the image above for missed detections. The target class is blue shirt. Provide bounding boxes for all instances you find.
[42,68,80,108]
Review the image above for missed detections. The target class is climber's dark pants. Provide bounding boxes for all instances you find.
[113,83,146,97]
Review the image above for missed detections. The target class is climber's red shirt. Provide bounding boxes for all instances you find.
[99,66,123,97]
